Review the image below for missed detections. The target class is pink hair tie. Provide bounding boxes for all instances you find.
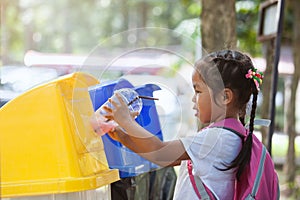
[245,68,264,91]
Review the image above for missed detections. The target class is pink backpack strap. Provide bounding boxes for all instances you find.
[187,160,216,200]
[209,118,247,137]
[246,146,267,199]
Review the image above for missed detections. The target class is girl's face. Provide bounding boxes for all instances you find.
[192,70,225,124]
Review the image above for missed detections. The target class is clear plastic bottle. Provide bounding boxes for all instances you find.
[91,88,143,136]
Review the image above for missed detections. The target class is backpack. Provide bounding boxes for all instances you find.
[188,118,280,200]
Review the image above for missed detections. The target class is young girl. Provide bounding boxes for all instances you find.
[103,49,263,200]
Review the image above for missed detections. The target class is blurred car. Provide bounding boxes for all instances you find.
[0,66,60,107]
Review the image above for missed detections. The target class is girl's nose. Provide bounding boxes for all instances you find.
[192,94,196,103]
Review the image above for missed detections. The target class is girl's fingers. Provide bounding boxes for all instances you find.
[116,93,127,106]
[108,97,117,107]
[115,93,127,106]
[107,126,125,141]
[131,111,139,118]
[102,105,112,112]
[109,93,127,107]
[103,115,113,120]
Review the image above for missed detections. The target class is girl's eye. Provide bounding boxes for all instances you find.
[195,90,201,94]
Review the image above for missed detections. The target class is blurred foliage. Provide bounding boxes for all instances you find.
[1,0,200,65]
[236,0,261,56]
[0,0,295,64]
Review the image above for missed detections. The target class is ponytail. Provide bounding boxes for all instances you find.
[236,91,257,180]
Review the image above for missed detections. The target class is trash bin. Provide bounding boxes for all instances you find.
[89,78,177,200]
[89,78,163,178]
[110,167,177,200]
[0,72,119,199]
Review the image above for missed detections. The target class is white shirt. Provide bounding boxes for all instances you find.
[173,127,242,200]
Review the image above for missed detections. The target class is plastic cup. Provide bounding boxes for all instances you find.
[97,88,143,117]
[92,88,143,136]
[90,114,117,136]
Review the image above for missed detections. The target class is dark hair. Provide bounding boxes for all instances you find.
[195,49,259,180]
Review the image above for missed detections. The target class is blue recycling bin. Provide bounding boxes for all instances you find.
[89,78,163,178]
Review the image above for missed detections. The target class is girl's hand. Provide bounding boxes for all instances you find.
[90,113,117,136]
[107,126,126,142]
[104,93,139,127]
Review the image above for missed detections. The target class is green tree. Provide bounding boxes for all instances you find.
[236,0,261,56]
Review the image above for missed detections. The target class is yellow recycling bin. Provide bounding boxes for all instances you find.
[0,72,119,199]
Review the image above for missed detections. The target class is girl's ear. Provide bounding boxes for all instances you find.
[222,88,234,105]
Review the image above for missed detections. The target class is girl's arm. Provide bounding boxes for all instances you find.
[106,93,190,167]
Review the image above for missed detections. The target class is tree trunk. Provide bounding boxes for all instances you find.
[284,0,300,183]
[283,75,296,182]
[260,40,275,146]
[139,2,148,28]
[121,0,129,30]
[200,0,237,54]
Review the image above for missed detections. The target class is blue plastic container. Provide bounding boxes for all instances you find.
[89,78,163,177]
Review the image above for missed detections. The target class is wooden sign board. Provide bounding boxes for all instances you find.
[258,0,279,42]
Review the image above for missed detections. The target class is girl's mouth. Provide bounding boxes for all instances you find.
[193,105,198,116]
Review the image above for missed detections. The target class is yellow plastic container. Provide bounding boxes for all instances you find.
[0,72,119,198]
